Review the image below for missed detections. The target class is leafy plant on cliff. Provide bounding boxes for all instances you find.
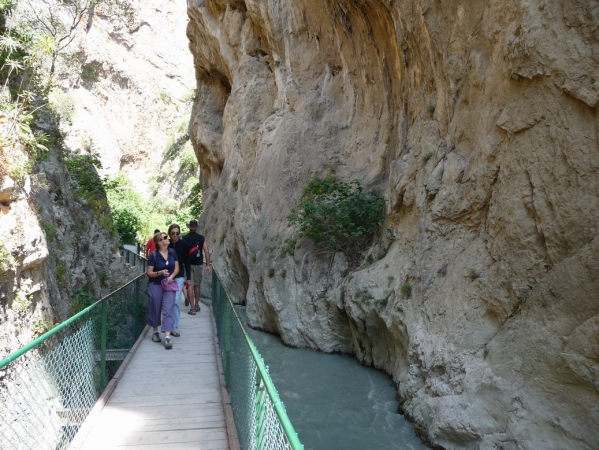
[0,242,17,274]
[33,317,58,336]
[288,176,385,265]
[104,174,147,244]
[64,152,110,221]
[69,288,94,316]
[12,289,32,311]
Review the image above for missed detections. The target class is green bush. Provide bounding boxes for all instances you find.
[70,288,94,316]
[34,318,58,337]
[183,181,203,219]
[179,145,198,172]
[279,238,296,258]
[0,243,17,273]
[104,174,146,244]
[48,88,75,123]
[80,61,99,83]
[64,152,106,203]
[288,176,385,263]
[180,87,197,104]
[12,290,32,311]
[41,219,58,241]
[56,261,67,284]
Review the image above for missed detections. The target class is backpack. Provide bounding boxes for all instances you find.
[188,237,204,265]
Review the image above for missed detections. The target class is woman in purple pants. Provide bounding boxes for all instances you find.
[146,231,179,350]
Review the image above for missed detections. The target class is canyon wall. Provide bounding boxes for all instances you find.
[187,0,599,448]
[0,0,192,358]
[52,0,195,196]
[0,126,138,358]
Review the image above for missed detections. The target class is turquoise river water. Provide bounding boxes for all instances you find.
[243,313,430,450]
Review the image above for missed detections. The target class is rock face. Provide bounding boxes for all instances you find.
[0,0,192,359]
[53,0,195,195]
[0,126,138,359]
[187,0,599,448]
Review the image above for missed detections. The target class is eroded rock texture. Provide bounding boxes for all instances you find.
[187,1,599,448]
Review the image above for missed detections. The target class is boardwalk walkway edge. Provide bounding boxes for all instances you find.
[208,301,241,450]
[67,325,151,450]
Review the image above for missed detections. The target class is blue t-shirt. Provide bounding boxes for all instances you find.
[148,249,178,285]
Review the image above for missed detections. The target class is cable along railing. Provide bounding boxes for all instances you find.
[211,267,304,450]
[0,249,147,449]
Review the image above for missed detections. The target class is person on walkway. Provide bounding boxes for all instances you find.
[145,229,160,258]
[167,223,191,336]
[182,219,210,314]
[146,231,179,349]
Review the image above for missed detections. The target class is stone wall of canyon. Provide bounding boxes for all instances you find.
[187,0,599,448]
[0,0,192,358]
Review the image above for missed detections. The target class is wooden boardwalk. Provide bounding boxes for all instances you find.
[72,303,231,450]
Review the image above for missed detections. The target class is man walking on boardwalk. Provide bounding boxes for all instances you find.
[182,219,211,314]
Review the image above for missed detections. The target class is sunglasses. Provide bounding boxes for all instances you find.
[161,235,169,240]
[170,231,180,235]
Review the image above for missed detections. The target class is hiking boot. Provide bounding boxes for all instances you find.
[171,330,180,337]
[151,332,161,343]
[165,337,173,350]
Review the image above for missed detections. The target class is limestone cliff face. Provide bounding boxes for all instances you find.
[0,129,137,359]
[54,0,195,196]
[0,0,191,358]
[187,0,599,448]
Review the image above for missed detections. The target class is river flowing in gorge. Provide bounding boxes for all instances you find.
[239,308,429,450]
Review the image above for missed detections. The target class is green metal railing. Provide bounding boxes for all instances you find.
[120,246,147,272]
[212,267,303,450]
[0,270,148,449]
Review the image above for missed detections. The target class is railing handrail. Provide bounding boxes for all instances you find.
[0,272,146,370]
[212,266,303,450]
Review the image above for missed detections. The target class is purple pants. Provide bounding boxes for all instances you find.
[147,283,176,333]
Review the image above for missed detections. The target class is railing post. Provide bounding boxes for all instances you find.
[212,267,217,305]
[225,294,231,386]
[134,277,140,337]
[100,298,108,390]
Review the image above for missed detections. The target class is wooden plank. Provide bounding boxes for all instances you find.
[100,402,224,416]
[81,440,229,450]
[91,415,226,429]
[84,428,228,446]
[76,306,230,450]
[108,392,221,405]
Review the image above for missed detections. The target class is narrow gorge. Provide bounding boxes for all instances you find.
[186,1,599,449]
[1,0,598,448]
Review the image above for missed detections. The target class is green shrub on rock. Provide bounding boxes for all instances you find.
[288,176,385,264]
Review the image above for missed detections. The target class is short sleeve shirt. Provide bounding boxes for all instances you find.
[145,238,155,255]
[147,249,178,285]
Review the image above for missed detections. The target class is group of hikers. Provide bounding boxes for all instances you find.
[144,219,210,350]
